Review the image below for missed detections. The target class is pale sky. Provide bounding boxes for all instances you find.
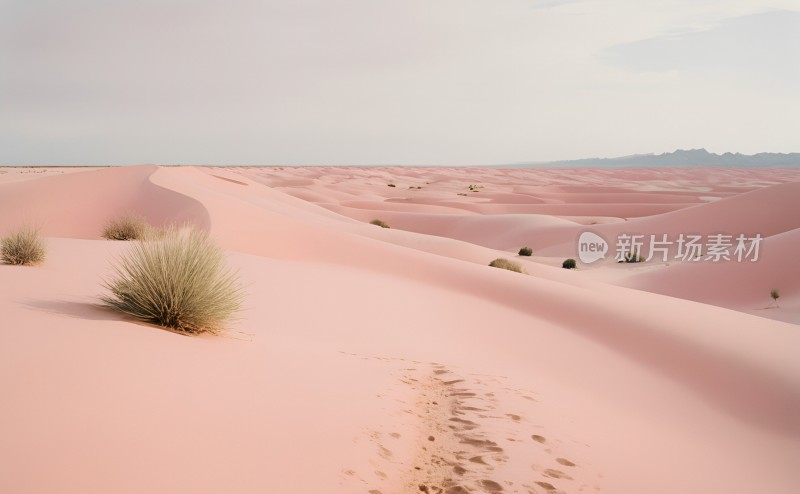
[1,0,798,166]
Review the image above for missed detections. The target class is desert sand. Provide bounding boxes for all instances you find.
[1,165,798,494]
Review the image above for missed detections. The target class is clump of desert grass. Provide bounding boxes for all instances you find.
[101,226,243,335]
[562,258,577,269]
[770,289,780,307]
[622,251,644,263]
[1,225,46,266]
[489,258,526,274]
[518,246,533,256]
[102,213,153,241]
[370,219,390,228]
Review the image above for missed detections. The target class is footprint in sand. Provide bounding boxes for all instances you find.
[556,458,576,467]
[459,436,504,452]
[531,434,546,444]
[378,445,393,459]
[535,481,558,491]
[544,468,572,480]
[480,479,504,492]
[449,417,478,431]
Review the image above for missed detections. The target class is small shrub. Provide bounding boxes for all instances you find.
[102,213,152,241]
[617,251,644,263]
[625,251,644,263]
[562,258,576,269]
[102,227,243,334]
[387,183,396,187]
[771,289,780,307]
[370,219,390,229]
[1,225,46,265]
[489,258,526,274]
[518,246,533,256]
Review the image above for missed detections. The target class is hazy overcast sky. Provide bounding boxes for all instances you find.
[1,0,798,165]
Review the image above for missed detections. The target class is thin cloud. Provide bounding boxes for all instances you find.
[604,10,800,84]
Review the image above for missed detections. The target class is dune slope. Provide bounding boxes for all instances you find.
[0,165,798,494]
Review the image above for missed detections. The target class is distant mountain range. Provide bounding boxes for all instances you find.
[499,149,800,168]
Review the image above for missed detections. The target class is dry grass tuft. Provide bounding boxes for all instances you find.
[102,213,152,241]
[1,225,46,265]
[370,219,391,228]
[489,258,526,273]
[101,226,243,334]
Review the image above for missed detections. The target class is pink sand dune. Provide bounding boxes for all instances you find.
[340,199,475,214]
[0,165,209,239]
[1,165,798,494]
[621,228,800,322]
[593,180,800,241]
[529,191,707,204]
[501,179,800,256]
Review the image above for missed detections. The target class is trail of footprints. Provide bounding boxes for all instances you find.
[406,364,588,494]
[342,355,600,494]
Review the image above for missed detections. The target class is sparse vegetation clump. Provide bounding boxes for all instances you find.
[614,248,645,263]
[102,226,243,334]
[623,251,644,263]
[468,184,484,192]
[770,289,780,307]
[562,258,577,269]
[518,246,533,256]
[102,213,152,241]
[387,183,396,187]
[370,219,390,228]
[1,225,46,266]
[489,258,526,274]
